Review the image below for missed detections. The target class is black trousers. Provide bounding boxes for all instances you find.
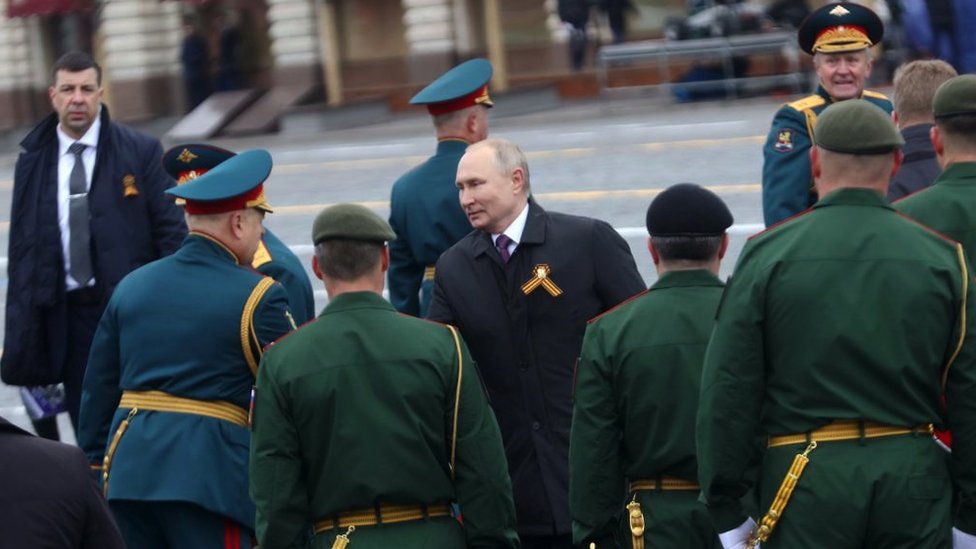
[64,288,105,432]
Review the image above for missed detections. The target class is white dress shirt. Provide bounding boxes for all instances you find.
[491,202,529,258]
[56,115,100,290]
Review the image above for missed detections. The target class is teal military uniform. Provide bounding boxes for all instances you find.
[389,138,475,316]
[164,144,315,324]
[570,270,725,549]
[388,59,493,316]
[250,203,518,549]
[78,150,296,548]
[761,86,892,226]
[697,188,976,546]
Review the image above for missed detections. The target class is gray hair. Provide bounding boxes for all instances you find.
[469,138,531,193]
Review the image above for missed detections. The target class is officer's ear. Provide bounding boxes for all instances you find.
[311,255,324,281]
[647,237,661,266]
[380,245,390,273]
[719,233,729,260]
[228,210,247,238]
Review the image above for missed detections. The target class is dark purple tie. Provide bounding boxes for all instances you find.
[495,234,513,264]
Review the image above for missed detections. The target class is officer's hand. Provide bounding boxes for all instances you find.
[718,517,757,549]
[955,527,976,548]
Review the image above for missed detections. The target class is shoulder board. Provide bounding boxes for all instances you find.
[251,240,272,269]
[786,95,826,112]
[894,211,961,246]
[587,289,649,324]
[862,90,889,100]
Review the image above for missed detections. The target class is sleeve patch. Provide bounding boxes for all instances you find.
[773,129,794,153]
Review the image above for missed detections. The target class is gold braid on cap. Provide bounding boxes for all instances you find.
[813,25,872,53]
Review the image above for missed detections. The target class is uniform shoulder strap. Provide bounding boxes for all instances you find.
[241,277,277,376]
[251,240,272,269]
[786,94,826,112]
[446,324,464,480]
[862,90,889,100]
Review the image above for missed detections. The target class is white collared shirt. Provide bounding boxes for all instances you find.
[57,114,100,290]
[491,202,529,258]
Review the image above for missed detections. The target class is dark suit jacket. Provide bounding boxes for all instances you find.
[428,199,646,535]
[2,107,187,386]
[0,416,125,548]
[887,123,941,202]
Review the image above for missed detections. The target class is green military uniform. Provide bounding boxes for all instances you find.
[250,204,518,549]
[571,183,735,549]
[762,86,892,226]
[571,270,725,548]
[78,150,296,548]
[698,101,976,548]
[896,162,976,260]
[388,59,493,317]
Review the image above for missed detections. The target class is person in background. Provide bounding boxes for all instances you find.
[1,51,186,434]
[388,59,493,317]
[887,59,957,201]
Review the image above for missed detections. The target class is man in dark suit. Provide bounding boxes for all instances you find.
[1,51,187,433]
[428,138,646,548]
[0,414,125,548]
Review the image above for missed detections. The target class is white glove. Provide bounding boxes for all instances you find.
[718,517,757,549]
[955,528,976,548]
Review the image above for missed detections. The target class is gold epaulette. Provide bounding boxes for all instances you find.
[251,240,272,269]
[786,95,826,112]
[862,90,889,100]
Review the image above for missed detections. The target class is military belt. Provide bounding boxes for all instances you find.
[423,265,436,281]
[313,503,453,534]
[118,390,249,427]
[629,476,700,492]
[767,420,933,448]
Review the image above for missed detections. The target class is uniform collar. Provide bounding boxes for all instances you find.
[814,187,892,210]
[321,291,394,316]
[651,269,724,290]
[436,138,471,155]
[934,161,976,185]
[184,231,242,264]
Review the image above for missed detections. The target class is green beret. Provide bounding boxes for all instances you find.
[814,100,904,154]
[646,183,733,237]
[933,74,976,119]
[312,204,396,244]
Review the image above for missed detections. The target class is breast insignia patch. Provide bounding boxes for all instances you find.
[774,129,794,152]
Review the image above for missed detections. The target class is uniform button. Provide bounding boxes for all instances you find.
[531,421,541,431]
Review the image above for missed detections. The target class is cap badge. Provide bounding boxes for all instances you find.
[177,148,198,164]
[829,5,850,16]
[521,264,563,297]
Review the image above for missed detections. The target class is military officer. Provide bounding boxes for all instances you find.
[78,149,296,548]
[570,184,732,549]
[163,143,316,324]
[388,58,493,317]
[250,204,518,549]
[761,2,892,226]
[896,75,976,262]
[698,100,976,548]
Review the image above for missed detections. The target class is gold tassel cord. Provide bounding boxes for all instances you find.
[627,495,646,549]
[748,441,817,548]
[331,525,355,549]
[102,407,138,498]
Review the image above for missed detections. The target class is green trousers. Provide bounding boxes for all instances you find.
[620,490,721,549]
[758,434,951,548]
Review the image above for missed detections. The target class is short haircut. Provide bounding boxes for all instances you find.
[651,235,724,262]
[470,138,531,193]
[893,60,957,122]
[936,113,976,149]
[52,51,102,86]
[314,240,384,281]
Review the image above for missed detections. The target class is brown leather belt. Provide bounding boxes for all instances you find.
[767,420,933,448]
[313,503,453,534]
[629,476,700,492]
